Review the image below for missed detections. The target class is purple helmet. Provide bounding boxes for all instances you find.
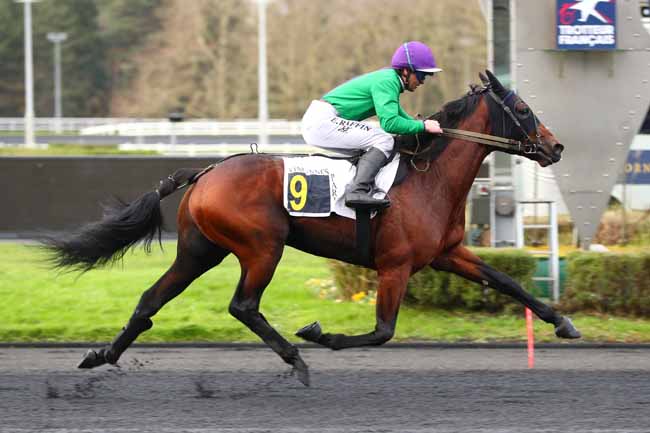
[391,41,442,73]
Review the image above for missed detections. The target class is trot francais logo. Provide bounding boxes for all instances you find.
[557,0,617,50]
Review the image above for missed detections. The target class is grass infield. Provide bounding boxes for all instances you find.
[0,243,649,343]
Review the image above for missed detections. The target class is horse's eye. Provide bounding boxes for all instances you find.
[515,102,530,116]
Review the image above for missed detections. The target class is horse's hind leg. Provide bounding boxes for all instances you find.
[297,265,411,350]
[228,246,311,386]
[431,245,581,339]
[78,219,229,369]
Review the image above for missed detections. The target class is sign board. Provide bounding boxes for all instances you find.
[557,0,617,50]
[625,150,650,184]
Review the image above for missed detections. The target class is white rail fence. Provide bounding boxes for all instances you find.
[0,118,310,136]
[81,120,304,136]
[0,118,153,133]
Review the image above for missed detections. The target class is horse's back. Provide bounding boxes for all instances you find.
[186,154,289,251]
[182,153,450,268]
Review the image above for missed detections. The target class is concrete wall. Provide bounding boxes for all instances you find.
[0,157,220,237]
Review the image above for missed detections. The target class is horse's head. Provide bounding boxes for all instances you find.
[480,70,564,167]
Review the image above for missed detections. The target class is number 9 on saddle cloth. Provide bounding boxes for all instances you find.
[282,155,401,219]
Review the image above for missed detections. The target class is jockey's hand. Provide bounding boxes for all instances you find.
[424,119,443,134]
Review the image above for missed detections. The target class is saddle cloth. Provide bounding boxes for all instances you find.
[282,154,400,219]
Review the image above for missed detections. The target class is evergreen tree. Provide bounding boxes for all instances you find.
[99,0,161,91]
[34,0,108,116]
[0,3,27,116]
[100,0,161,50]
[0,1,109,117]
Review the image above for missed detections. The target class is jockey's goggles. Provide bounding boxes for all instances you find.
[414,70,434,83]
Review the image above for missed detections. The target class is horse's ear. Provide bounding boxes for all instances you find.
[485,69,506,95]
[479,71,489,86]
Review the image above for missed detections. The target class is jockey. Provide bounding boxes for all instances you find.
[301,41,444,210]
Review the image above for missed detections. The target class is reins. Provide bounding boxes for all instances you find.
[440,128,523,152]
[403,88,541,166]
[401,128,524,164]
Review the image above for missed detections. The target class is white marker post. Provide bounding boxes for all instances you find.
[16,0,39,148]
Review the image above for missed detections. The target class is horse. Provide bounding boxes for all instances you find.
[43,70,579,387]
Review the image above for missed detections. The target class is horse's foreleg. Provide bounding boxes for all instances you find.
[228,248,311,386]
[297,266,410,350]
[431,245,580,339]
[79,226,229,369]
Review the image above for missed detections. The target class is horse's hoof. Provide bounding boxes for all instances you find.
[291,356,310,387]
[555,316,581,339]
[78,349,107,369]
[296,321,322,343]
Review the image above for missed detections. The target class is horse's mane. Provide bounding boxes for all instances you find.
[430,86,485,129]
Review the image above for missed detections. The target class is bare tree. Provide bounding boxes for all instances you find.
[109,0,486,119]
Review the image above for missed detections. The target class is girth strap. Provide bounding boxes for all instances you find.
[355,209,372,265]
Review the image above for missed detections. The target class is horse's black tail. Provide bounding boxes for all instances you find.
[41,167,207,272]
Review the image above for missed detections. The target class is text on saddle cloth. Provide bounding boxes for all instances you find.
[282,155,401,219]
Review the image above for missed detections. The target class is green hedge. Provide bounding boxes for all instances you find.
[407,248,537,312]
[330,248,537,312]
[328,261,378,300]
[561,252,650,316]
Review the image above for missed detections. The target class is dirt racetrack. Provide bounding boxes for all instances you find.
[1,346,649,433]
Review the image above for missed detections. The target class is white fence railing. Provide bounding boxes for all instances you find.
[0,118,157,132]
[80,120,304,136]
[0,118,313,136]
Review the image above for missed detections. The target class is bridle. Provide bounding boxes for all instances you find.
[406,86,542,169]
[484,89,541,155]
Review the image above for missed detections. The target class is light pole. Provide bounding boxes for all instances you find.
[16,0,39,148]
[257,0,269,146]
[47,32,67,134]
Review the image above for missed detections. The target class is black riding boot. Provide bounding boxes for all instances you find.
[345,148,391,209]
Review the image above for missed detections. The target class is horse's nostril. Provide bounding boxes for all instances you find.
[554,143,564,154]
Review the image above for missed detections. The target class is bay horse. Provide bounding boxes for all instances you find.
[43,70,579,387]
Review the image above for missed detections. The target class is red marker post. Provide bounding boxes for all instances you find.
[525,307,535,368]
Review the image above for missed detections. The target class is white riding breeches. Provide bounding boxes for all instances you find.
[301,100,394,158]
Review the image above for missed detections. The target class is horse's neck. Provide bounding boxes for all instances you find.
[425,100,491,206]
